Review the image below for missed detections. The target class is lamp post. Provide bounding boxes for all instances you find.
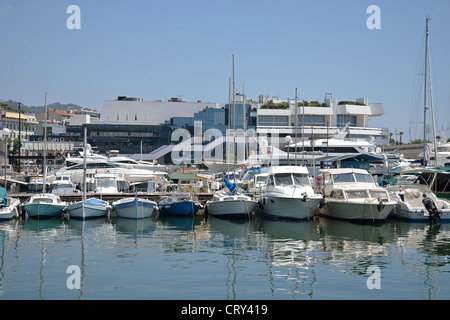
[285,135,292,166]
[0,128,11,189]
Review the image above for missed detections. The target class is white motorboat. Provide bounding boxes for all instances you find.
[256,166,322,220]
[387,173,450,222]
[94,173,127,194]
[28,176,45,192]
[112,196,157,219]
[206,191,257,218]
[0,187,20,220]
[24,193,67,219]
[317,168,396,222]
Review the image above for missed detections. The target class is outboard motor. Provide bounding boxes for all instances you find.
[422,193,441,223]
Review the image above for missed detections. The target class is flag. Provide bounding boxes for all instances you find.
[224,178,237,195]
[241,163,245,169]
[393,148,399,153]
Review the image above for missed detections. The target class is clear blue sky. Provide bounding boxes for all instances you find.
[1,0,450,142]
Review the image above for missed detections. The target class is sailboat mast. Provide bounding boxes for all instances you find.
[423,17,430,166]
[295,88,298,166]
[427,19,438,166]
[43,92,48,193]
[232,54,236,182]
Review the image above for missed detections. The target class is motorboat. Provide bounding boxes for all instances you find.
[255,166,322,220]
[158,193,201,216]
[28,176,45,192]
[206,191,257,218]
[66,198,110,219]
[94,173,128,194]
[0,187,20,220]
[112,196,157,219]
[387,172,450,222]
[50,175,76,190]
[317,168,396,222]
[24,193,67,219]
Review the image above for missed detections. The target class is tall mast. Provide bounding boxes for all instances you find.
[295,88,298,166]
[427,18,438,166]
[43,92,48,193]
[423,16,430,166]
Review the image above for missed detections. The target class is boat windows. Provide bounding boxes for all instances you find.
[333,173,354,183]
[369,190,388,199]
[354,173,374,183]
[330,190,344,199]
[346,190,368,199]
[292,173,310,186]
[33,198,53,204]
[274,173,294,186]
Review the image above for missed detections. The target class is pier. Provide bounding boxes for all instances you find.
[9,192,216,204]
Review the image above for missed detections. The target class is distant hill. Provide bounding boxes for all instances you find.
[0,99,89,114]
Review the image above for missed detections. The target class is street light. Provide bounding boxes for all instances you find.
[285,135,292,166]
[0,128,11,189]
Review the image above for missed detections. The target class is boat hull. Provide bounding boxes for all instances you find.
[390,203,450,222]
[207,199,257,218]
[0,198,20,220]
[317,200,395,222]
[24,203,66,219]
[113,198,156,219]
[159,201,200,216]
[67,198,109,219]
[256,195,321,220]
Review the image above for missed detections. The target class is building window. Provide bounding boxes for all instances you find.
[337,115,357,127]
[258,115,289,126]
[297,115,325,126]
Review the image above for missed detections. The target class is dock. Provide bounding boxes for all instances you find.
[9,192,216,204]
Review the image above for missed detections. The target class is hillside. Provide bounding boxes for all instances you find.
[0,99,88,114]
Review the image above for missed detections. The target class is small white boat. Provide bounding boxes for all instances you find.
[256,166,323,220]
[0,187,20,220]
[206,192,257,218]
[112,196,157,219]
[94,173,128,194]
[387,173,450,222]
[317,168,396,222]
[66,198,110,219]
[24,193,67,219]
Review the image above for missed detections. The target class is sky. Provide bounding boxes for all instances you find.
[1,0,450,142]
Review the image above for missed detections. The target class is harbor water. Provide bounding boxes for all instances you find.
[0,212,449,300]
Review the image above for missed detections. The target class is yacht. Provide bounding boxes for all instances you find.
[317,168,396,222]
[206,191,257,218]
[49,160,166,186]
[255,166,322,220]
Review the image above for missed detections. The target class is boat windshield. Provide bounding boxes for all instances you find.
[346,190,369,199]
[274,173,310,186]
[354,173,374,183]
[369,190,388,199]
[333,172,373,183]
[98,178,116,188]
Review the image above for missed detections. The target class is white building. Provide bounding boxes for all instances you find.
[256,96,388,146]
[100,96,224,125]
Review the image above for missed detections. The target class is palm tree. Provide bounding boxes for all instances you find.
[399,132,404,145]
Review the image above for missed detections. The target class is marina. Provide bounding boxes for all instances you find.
[2,2,450,302]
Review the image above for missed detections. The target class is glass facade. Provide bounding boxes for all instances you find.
[337,115,357,127]
[258,115,289,126]
[297,115,326,126]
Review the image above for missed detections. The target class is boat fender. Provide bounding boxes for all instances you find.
[204,205,208,215]
[319,199,326,209]
[258,200,264,210]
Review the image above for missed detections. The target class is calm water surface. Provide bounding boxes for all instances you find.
[0,213,449,300]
